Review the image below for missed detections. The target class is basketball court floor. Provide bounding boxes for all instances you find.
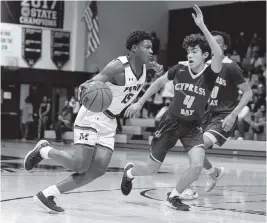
[1,141,266,223]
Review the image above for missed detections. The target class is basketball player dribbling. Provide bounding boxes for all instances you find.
[181,31,253,198]
[120,5,224,211]
[24,30,163,213]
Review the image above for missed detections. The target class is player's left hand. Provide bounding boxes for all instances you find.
[222,113,237,132]
[192,4,205,27]
[147,61,164,76]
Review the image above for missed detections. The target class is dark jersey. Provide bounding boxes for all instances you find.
[167,61,218,122]
[207,57,246,113]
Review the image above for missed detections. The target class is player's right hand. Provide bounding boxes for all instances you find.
[192,4,205,28]
[124,102,143,118]
[78,81,90,101]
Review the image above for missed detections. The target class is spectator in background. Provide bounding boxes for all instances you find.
[20,96,34,141]
[251,105,266,140]
[38,96,51,139]
[151,32,160,62]
[230,49,241,65]
[54,100,73,143]
[235,32,247,58]
[69,96,80,123]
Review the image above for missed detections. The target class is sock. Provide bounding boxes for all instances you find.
[208,167,219,179]
[42,185,61,198]
[126,168,134,179]
[169,188,181,198]
[40,146,53,159]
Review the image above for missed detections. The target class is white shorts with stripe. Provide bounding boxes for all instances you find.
[74,106,117,151]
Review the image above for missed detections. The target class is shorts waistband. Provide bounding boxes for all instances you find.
[103,109,116,119]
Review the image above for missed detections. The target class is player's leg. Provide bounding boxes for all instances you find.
[202,115,233,191]
[166,125,205,210]
[121,110,179,195]
[33,145,113,213]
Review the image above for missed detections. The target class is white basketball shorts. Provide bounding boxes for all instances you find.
[74,106,117,151]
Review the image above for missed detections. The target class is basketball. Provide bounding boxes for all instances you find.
[80,81,113,112]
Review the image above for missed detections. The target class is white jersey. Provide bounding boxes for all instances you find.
[106,56,146,115]
[74,56,146,150]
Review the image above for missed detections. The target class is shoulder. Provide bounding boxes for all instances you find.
[104,57,126,74]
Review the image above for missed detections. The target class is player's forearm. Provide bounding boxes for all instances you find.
[198,24,223,58]
[232,90,253,116]
[138,80,164,106]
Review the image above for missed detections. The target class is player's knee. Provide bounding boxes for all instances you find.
[92,166,106,178]
[72,157,89,173]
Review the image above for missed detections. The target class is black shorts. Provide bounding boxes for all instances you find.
[203,111,237,146]
[150,111,205,163]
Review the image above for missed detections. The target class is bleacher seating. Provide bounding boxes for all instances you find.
[44,118,266,153]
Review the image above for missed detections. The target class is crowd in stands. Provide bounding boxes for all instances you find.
[20,32,266,142]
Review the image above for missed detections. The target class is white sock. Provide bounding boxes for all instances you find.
[40,146,53,159]
[169,188,181,198]
[42,185,61,198]
[126,168,134,179]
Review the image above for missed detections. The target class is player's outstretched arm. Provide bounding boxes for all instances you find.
[192,4,223,73]
[124,71,170,118]
[139,71,170,106]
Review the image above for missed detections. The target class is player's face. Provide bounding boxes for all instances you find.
[213,35,227,52]
[186,45,208,69]
[135,40,153,64]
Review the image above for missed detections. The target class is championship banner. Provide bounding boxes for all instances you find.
[22,27,42,67]
[51,31,70,69]
[1,0,64,29]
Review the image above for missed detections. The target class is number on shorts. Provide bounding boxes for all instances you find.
[183,95,195,108]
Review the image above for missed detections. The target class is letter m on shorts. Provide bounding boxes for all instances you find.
[79,133,89,140]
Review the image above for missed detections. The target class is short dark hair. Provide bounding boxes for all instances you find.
[211,31,231,51]
[182,33,211,54]
[126,30,152,51]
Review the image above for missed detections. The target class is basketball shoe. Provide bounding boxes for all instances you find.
[24,140,50,171]
[33,191,64,213]
[121,163,134,195]
[204,167,225,192]
[165,192,190,211]
[180,183,199,200]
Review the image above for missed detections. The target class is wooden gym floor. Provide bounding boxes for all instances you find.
[1,141,266,223]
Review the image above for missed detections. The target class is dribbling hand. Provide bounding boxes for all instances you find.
[192,4,205,28]
[124,102,143,118]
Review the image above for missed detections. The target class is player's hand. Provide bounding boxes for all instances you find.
[147,61,164,76]
[222,113,237,132]
[78,81,90,101]
[124,102,143,118]
[192,4,205,28]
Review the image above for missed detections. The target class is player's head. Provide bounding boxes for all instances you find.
[182,33,210,69]
[211,31,231,53]
[126,30,153,64]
